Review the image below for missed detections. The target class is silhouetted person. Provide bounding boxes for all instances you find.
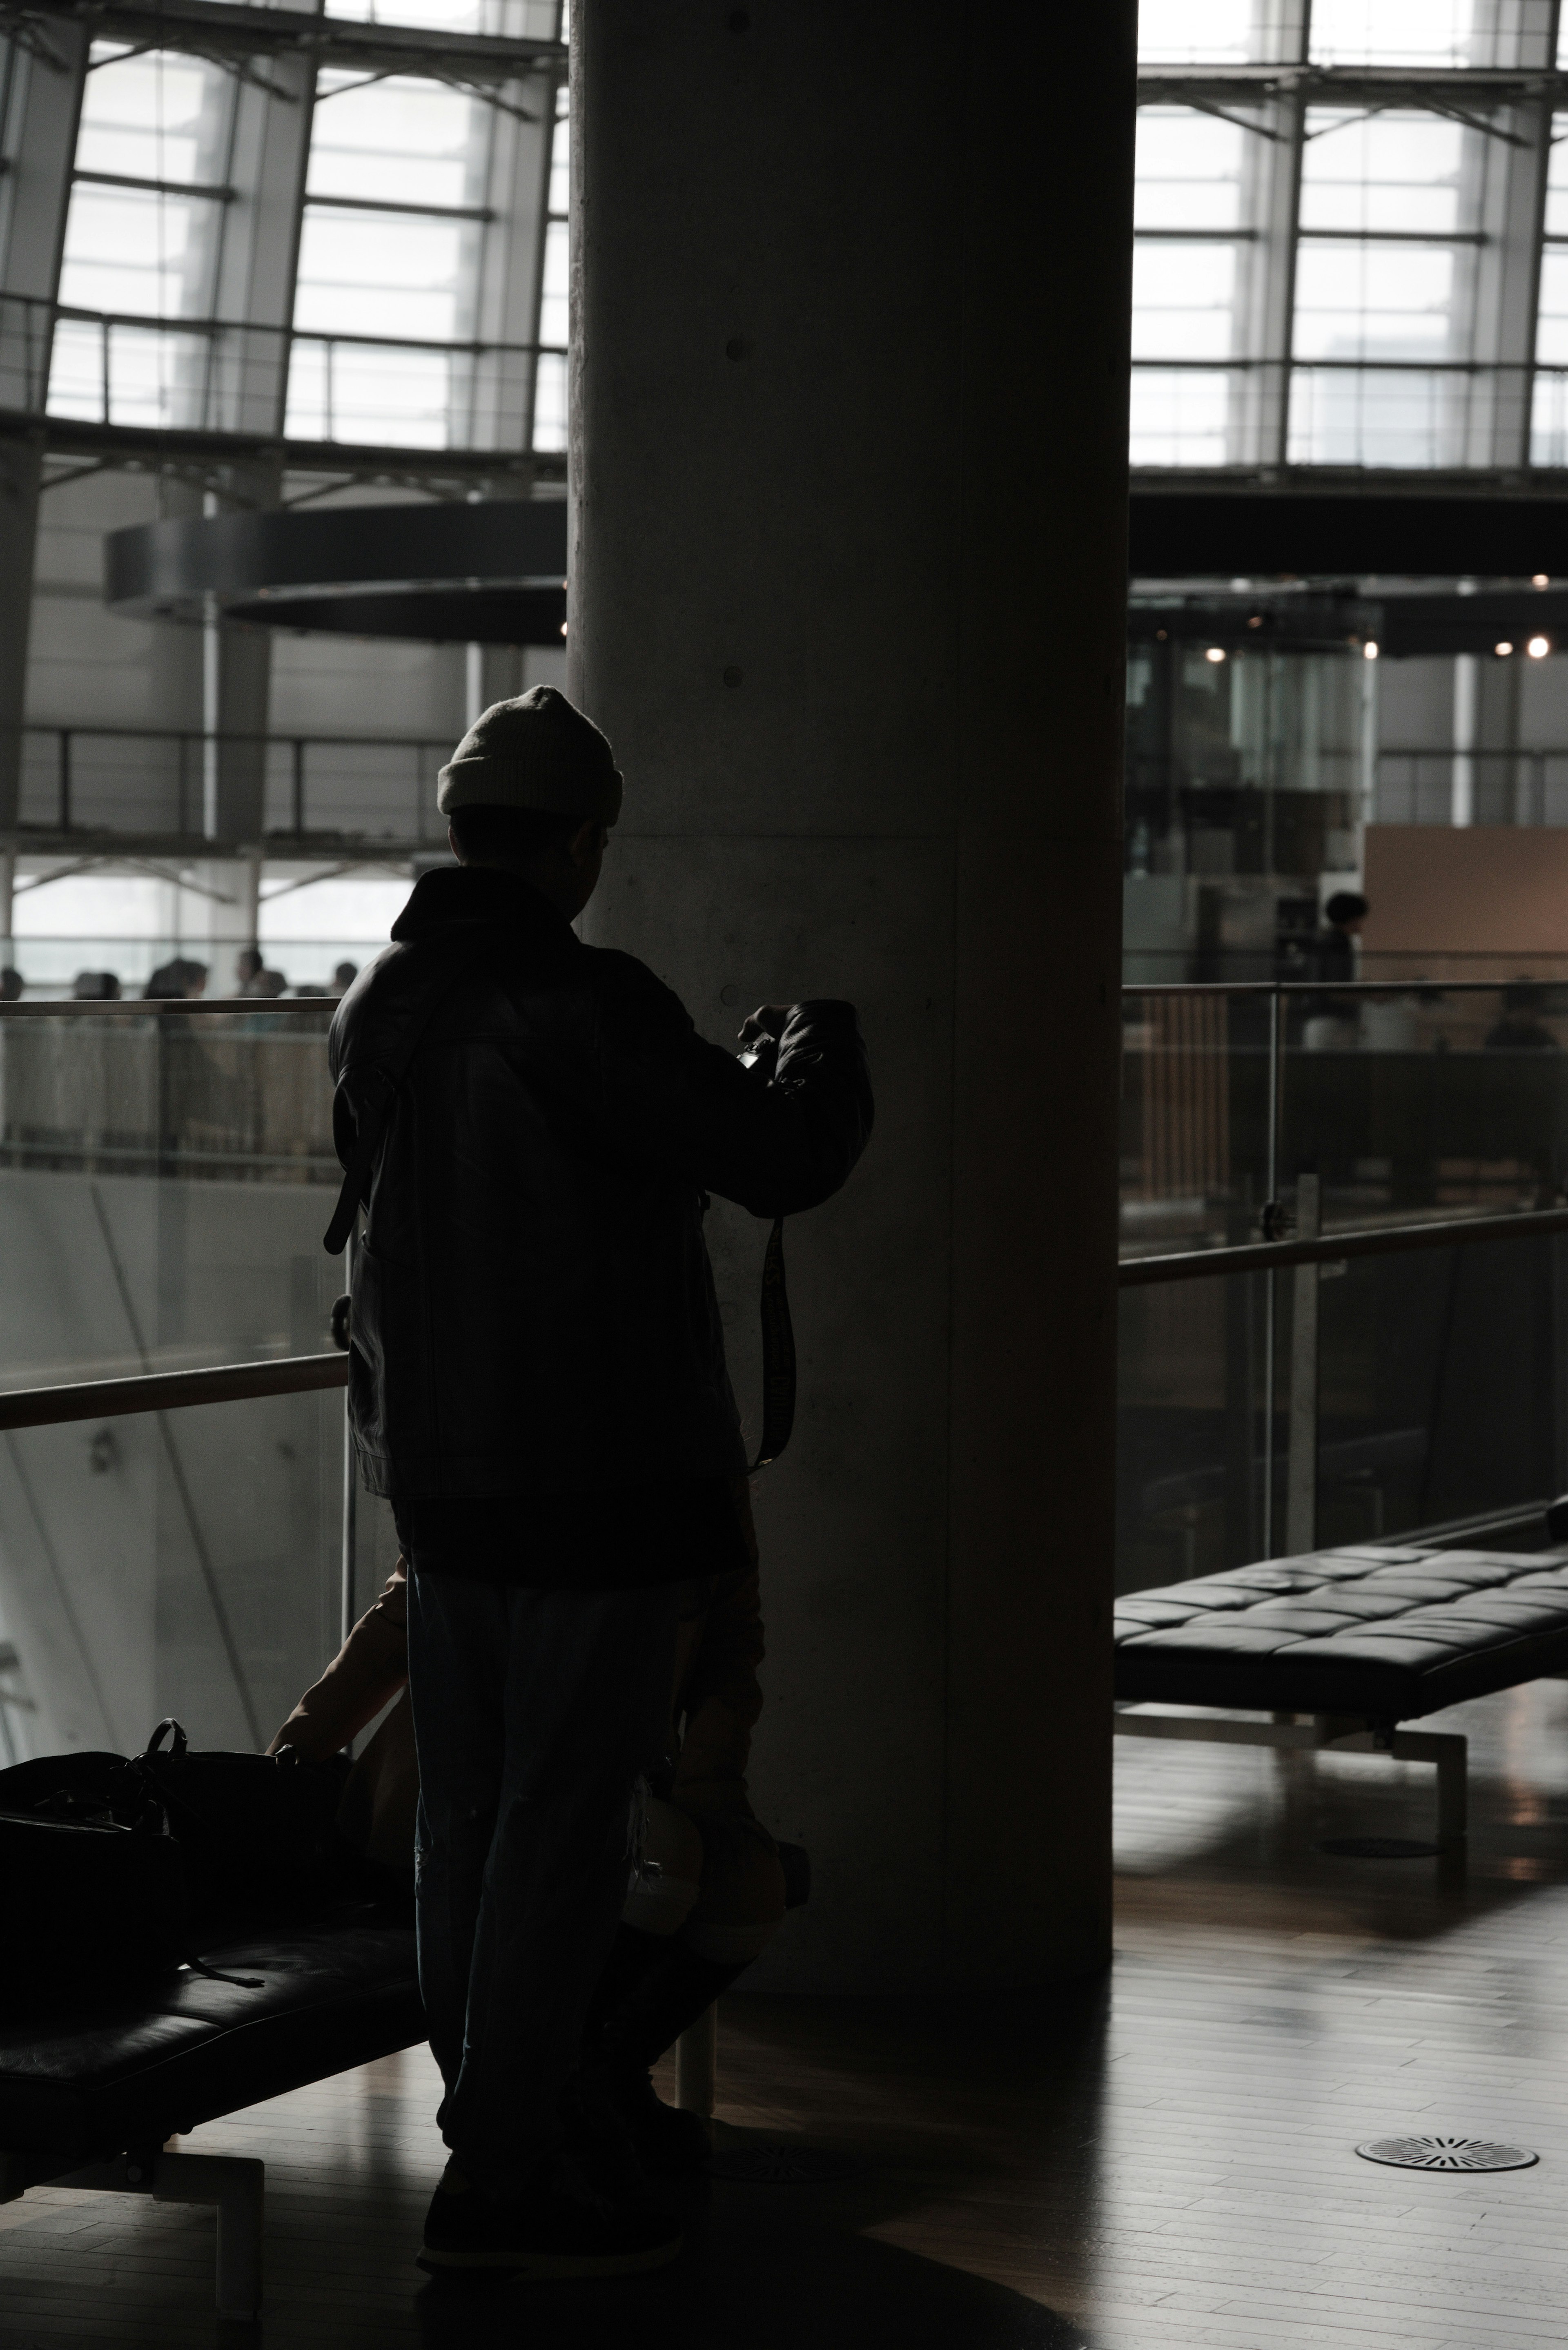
[0,968,22,1001]
[145,957,208,1001]
[331,959,359,994]
[1310,889,1368,988]
[327,685,871,2282]
[1484,982,1559,1051]
[237,946,287,998]
[71,970,119,1001]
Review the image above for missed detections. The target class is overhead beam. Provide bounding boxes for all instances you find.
[1130,480,1568,576]
[0,0,564,83]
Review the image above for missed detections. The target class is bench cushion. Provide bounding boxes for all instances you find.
[1115,1544,1568,1721]
[0,1911,422,2163]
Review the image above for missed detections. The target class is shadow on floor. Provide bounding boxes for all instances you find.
[412,2211,1093,2350]
[412,1989,1111,2350]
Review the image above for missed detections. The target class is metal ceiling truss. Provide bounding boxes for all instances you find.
[0,0,563,113]
[1138,63,1564,145]
[12,409,564,502]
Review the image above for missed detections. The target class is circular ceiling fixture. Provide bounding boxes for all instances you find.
[105,498,568,645]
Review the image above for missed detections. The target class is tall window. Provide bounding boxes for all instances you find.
[531,79,568,453]
[1532,126,1568,462]
[49,45,234,428]
[1290,110,1477,465]
[1131,107,1248,465]
[1309,0,1480,70]
[1133,0,1559,473]
[286,72,493,447]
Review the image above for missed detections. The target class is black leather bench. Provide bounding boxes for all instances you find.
[1114,1542,1568,1848]
[0,1906,422,2319]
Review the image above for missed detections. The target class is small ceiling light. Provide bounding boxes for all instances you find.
[1529,634,1551,658]
[559,622,568,637]
[1363,640,1379,660]
[1495,640,1515,656]
[1534,574,1550,588]
[1205,646,1226,664]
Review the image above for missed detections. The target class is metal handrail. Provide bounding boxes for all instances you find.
[0,1352,347,1434]
[1120,1202,1568,1287]
[0,1000,333,1017]
[1123,978,1562,996]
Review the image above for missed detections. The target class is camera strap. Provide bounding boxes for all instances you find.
[747,1215,795,1472]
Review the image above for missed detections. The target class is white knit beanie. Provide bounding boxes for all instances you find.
[437,685,623,821]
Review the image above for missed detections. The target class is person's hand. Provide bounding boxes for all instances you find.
[738,1004,791,1048]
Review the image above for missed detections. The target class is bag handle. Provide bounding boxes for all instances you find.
[143,1719,188,1762]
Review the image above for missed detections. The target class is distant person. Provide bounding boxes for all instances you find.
[0,968,22,1001]
[145,957,208,1001]
[1301,889,1368,1051]
[1310,890,1368,988]
[331,960,359,994]
[1484,982,1559,1052]
[327,686,871,2279]
[71,971,119,1001]
[236,947,287,999]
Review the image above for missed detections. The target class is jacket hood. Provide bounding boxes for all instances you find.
[390,863,575,944]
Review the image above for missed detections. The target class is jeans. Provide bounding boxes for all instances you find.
[405,1570,679,2191]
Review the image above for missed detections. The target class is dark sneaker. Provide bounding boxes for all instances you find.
[606,2067,713,2174]
[418,2160,681,2280]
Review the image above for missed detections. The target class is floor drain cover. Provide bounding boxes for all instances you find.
[704,2143,860,2185]
[1357,2135,1538,2172]
[1320,1836,1442,1859]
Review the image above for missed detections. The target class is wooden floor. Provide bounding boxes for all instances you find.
[7,1680,1568,2348]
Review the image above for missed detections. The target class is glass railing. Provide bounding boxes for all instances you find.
[0,1003,339,1388]
[0,999,404,1771]
[1118,980,1568,1596]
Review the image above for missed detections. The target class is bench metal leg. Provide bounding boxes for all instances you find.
[675,2002,717,2119]
[1115,1707,1470,1851]
[1387,1727,1468,1848]
[53,2149,264,2319]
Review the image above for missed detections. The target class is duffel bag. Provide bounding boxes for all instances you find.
[134,1718,349,1921]
[0,1808,189,1997]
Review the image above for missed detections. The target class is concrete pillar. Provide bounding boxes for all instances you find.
[571,3,1133,1989]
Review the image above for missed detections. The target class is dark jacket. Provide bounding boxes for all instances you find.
[329,865,873,1499]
